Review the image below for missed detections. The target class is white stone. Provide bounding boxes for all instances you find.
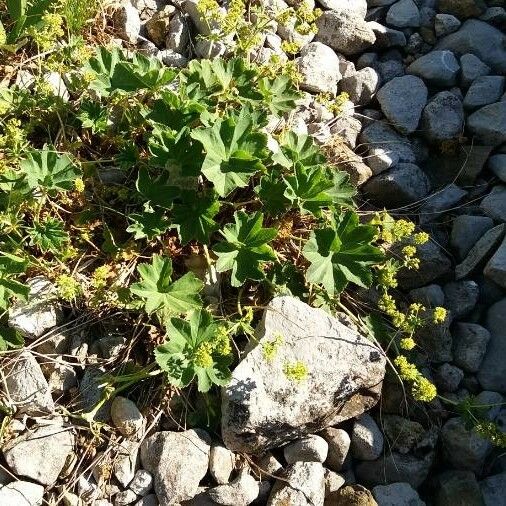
[283,435,329,464]
[296,42,341,96]
[207,471,260,506]
[111,396,144,436]
[221,296,386,453]
[113,1,141,43]
[0,481,44,506]
[351,414,384,461]
[209,444,235,485]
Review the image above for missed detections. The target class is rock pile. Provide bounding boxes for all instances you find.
[1,0,506,504]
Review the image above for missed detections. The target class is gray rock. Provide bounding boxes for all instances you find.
[318,0,367,17]
[481,186,506,221]
[339,67,379,105]
[419,184,467,223]
[145,6,174,47]
[435,363,464,392]
[129,470,153,496]
[452,322,491,373]
[378,59,405,82]
[111,396,144,436]
[441,417,492,472]
[364,163,431,207]
[443,280,479,319]
[268,461,325,506]
[134,495,158,506]
[0,481,44,506]
[410,284,445,307]
[359,121,416,174]
[478,298,506,393]
[456,225,506,280]
[209,444,235,485]
[369,21,407,48]
[324,469,345,500]
[407,50,460,87]
[321,428,350,472]
[3,424,74,486]
[115,489,138,505]
[140,429,210,504]
[8,276,60,339]
[356,452,434,488]
[166,12,189,53]
[484,237,506,289]
[464,76,505,110]
[208,471,259,506]
[434,470,483,506]
[332,484,377,505]
[297,42,341,95]
[368,0,397,5]
[489,154,506,182]
[351,414,384,461]
[315,10,376,56]
[372,482,425,505]
[460,53,491,88]
[2,350,54,416]
[131,0,156,20]
[475,390,504,421]
[481,6,506,26]
[284,435,328,464]
[480,473,506,506]
[113,439,139,488]
[376,75,427,134]
[435,14,461,37]
[381,415,426,455]
[436,20,506,74]
[451,215,494,259]
[437,0,486,19]
[221,296,386,453]
[43,72,69,101]
[386,0,420,27]
[194,39,226,59]
[78,367,111,421]
[159,50,188,68]
[413,306,453,361]
[421,91,464,142]
[113,1,141,43]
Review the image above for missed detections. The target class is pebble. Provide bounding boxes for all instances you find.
[351,414,384,461]
[111,396,144,436]
[209,444,235,485]
[321,428,351,472]
[452,322,491,373]
[283,434,329,464]
[207,471,259,506]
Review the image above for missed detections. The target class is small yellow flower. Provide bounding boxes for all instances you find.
[394,355,419,382]
[74,178,85,193]
[56,274,81,301]
[392,219,415,241]
[214,326,232,357]
[400,337,416,351]
[402,245,417,258]
[414,232,429,245]
[433,306,447,324]
[262,333,284,362]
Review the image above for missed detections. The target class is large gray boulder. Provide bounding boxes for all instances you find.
[0,481,44,506]
[376,75,428,134]
[480,185,506,222]
[372,482,425,506]
[435,19,506,74]
[386,0,421,28]
[484,237,506,289]
[478,298,506,393]
[221,296,386,453]
[140,429,211,504]
[315,10,376,56]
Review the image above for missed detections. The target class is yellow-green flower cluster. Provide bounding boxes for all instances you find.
[433,306,447,324]
[474,421,506,448]
[394,356,437,402]
[214,326,232,357]
[262,333,284,362]
[294,2,322,35]
[0,119,27,155]
[194,342,214,368]
[91,265,113,289]
[283,360,308,382]
[56,274,81,301]
[281,40,301,55]
[74,177,85,193]
[399,337,416,351]
[27,13,64,51]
